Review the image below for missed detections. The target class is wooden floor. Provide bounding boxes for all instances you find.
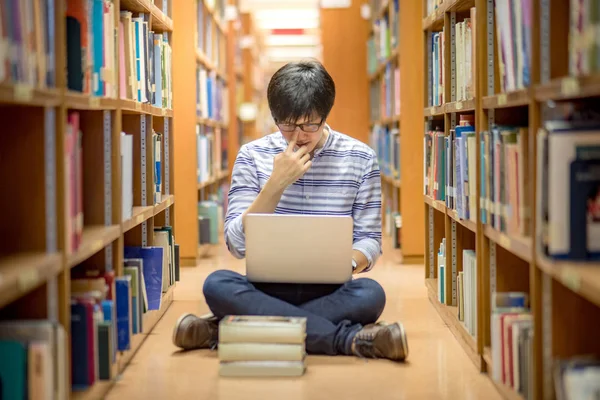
[106,238,501,399]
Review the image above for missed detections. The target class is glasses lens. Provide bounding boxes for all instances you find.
[301,124,320,132]
[278,124,296,132]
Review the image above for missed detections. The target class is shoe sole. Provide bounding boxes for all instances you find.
[388,322,409,361]
[172,313,194,347]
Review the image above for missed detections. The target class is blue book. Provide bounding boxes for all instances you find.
[92,0,104,96]
[124,246,164,311]
[101,300,117,363]
[115,276,132,352]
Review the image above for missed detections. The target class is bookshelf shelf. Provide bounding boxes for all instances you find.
[123,206,155,232]
[424,195,447,213]
[482,90,530,109]
[423,0,600,397]
[534,74,600,102]
[445,99,476,113]
[120,0,173,31]
[424,105,445,117]
[198,170,230,190]
[67,225,121,269]
[0,253,63,308]
[0,84,61,107]
[425,278,480,368]
[536,257,600,309]
[154,194,175,215]
[1,1,178,397]
[423,0,475,30]
[448,209,476,233]
[483,226,531,263]
[368,47,400,81]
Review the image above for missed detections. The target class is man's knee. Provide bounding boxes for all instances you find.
[351,278,386,316]
[202,269,244,304]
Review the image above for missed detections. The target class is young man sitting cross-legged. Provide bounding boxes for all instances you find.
[172,60,409,362]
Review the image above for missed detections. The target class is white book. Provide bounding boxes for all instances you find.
[121,132,133,221]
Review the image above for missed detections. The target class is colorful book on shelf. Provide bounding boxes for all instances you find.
[494,0,532,92]
[124,246,165,311]
[569,0,600,75]
[554,356,600,400]
[115,276,133,352]
[0,320,66,400]
[537,107,600,261]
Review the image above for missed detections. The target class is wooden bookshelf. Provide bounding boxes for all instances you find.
[173,0,240,266]
[422,0,600,398]
[0,1,177,398]
[366,0,425,261]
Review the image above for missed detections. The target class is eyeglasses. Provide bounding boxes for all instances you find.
[275,118,324,133]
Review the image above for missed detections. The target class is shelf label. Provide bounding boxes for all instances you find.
[497,93,507,106]
[455,101,463,110]
[161,108,166,116]
[430,106,435,115]
[18,269,40,291]
[561,77,580,97]
[560,267,581,292]
[89,97,100,108]
[14,84,33,102]
[135,102,142,111]
[136,214,144,225]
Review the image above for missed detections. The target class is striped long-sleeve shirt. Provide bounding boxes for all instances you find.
[224,126,383,272]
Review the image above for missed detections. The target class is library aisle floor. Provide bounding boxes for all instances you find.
[105,237,501,399]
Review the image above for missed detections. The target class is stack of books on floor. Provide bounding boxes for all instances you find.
[218,316,307,377]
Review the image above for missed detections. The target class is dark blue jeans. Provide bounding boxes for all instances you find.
[203,269,386,356]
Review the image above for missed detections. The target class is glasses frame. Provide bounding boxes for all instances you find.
[275,118,325,133]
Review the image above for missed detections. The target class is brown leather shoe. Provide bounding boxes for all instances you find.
[351,322,408,361]
[172,313,219,350]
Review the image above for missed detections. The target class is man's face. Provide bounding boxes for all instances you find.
[279,114,326,154]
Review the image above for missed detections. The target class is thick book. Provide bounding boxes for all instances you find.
[219,361,306,377]
[219,316,306,345]
[218,343,306,362]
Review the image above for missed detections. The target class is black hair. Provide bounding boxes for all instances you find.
[267,59,336,124]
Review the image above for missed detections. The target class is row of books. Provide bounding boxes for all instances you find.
[369,64,400,121]
[426,0,444,17]
[423,114,476,222]
[455,11,475,102]
[65,112,84,253]
[569,0,600,76]
[0,320,67,399]
[197,124,227,184]
[65,1,173,107]
[71,229,179,390]
[480,126,529,237]
[459,249,477,338]
[554,357,600,400]
[217,316,307,377]
[536,101,600,262]
[119,11,173,108]
[490,292,533,400]
[0,0,56,88]
[430,29,445,106]
[366,0,399,73]
[494,0,532,93]
[198,195,228,245]
[370,124,400,179]
[197,66,228,122]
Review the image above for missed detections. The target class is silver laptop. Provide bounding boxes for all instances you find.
[245,214,354,284]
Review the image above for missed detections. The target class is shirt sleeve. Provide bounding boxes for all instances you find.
[352,150,383,272]
[224,144,260,259]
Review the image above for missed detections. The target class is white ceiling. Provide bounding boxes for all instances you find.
[238,0,322,64]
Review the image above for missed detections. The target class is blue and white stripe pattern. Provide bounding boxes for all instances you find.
[224,126,383,272]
